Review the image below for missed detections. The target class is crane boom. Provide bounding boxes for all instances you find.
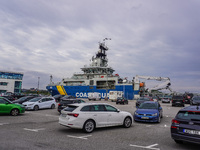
[133,75,173,99]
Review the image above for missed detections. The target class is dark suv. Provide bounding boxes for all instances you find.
[116,97,128,105]
[172,95,185,107]
[171,105,200,144]
[57,99,85,113]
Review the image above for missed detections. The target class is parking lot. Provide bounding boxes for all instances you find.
[0,100,199,150]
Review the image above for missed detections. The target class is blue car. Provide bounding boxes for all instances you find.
[134,101,163,123]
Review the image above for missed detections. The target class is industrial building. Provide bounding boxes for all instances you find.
[0,71,23,94]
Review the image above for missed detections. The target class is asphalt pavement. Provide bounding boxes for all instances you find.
[0,100,199,150]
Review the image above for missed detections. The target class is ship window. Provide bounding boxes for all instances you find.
[90,80,94,85]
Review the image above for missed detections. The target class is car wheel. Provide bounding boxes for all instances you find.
[116,102,118,104]
[126,101,128,104]
[83,120,95,133]
[174,140,183,144]
[34,105,39,111]
[123,117,132,128]
[51,104,55,109]
[182,104,185,107]
[10,109,19,116]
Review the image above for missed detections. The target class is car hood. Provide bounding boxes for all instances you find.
[136,109,158,114]
[22,102,35,105]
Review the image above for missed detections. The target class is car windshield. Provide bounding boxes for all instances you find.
[177,111,200,121]
[193,97,200,101]
[16,97,27,101]
[138,97,150,101]
[139,103,157,109]
[29,97,41,102]
[0,97,12,103]
[53,95,61,98]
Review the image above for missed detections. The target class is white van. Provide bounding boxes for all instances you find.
[109,91,124,102]
[88,92,101,101]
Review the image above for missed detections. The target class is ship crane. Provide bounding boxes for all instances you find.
[133,75,173,99]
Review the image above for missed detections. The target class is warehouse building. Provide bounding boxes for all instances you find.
[0,71,23,94]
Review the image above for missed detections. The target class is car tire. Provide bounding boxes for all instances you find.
[123,117,132,128]
[126,101,128,104]
[34,105,39,111]
[51,104,55,109]
[116,102,118,104]
[83,120,95,133]
[174,140,183,144]
[10,109,19,116]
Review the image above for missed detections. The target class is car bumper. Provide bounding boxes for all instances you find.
[24,106,34,110]
[171,132,200,144]
[59,115,83,129]
[162,100,170,103]
[134,115,159,122]
[20,108,25,113]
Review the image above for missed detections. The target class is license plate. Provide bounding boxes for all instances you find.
[184,129,200,135]
[141,117,149,119]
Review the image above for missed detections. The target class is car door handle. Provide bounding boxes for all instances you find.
[93,114,97,116]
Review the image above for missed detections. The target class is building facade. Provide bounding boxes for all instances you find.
[0,71,23,94]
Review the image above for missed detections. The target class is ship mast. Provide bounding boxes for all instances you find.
[81,38,114,75]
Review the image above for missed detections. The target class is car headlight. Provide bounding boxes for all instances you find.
[152,113,158,116]
[29,103,34,106]
[134,112,139,115]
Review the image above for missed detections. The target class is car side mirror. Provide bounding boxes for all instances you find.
[5,102,9,105]
[159,107,162,110]
[116,109,120,113]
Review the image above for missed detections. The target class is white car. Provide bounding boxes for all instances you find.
[22,97,56,111]
[59,103,133,133]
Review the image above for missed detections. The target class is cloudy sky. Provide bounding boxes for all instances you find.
[0,0,200,93]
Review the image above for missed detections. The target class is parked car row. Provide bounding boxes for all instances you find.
[1,94,200,145]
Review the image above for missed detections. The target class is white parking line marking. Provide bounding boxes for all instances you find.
[67,135,92,140]
[45,114,59,118]
[130,143,160,150]
[146,125,153,127]
[0,123,9,126]
[24,128,45,132]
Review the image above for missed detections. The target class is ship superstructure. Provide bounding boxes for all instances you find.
[46,39,139,99]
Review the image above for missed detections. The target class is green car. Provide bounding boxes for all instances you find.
[0,97,25,116]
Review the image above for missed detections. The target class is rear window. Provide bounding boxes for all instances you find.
[177,111,200,120]
[60,100,73,104]
[63,106,78,112]
[173,96,183,99]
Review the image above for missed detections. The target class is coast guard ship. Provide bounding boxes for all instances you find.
[46,39,140,99]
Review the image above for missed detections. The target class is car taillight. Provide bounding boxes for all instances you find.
[58,103,61,106]
[68,113,79,117]
[171,119,180,129]
[172,119,180,124]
